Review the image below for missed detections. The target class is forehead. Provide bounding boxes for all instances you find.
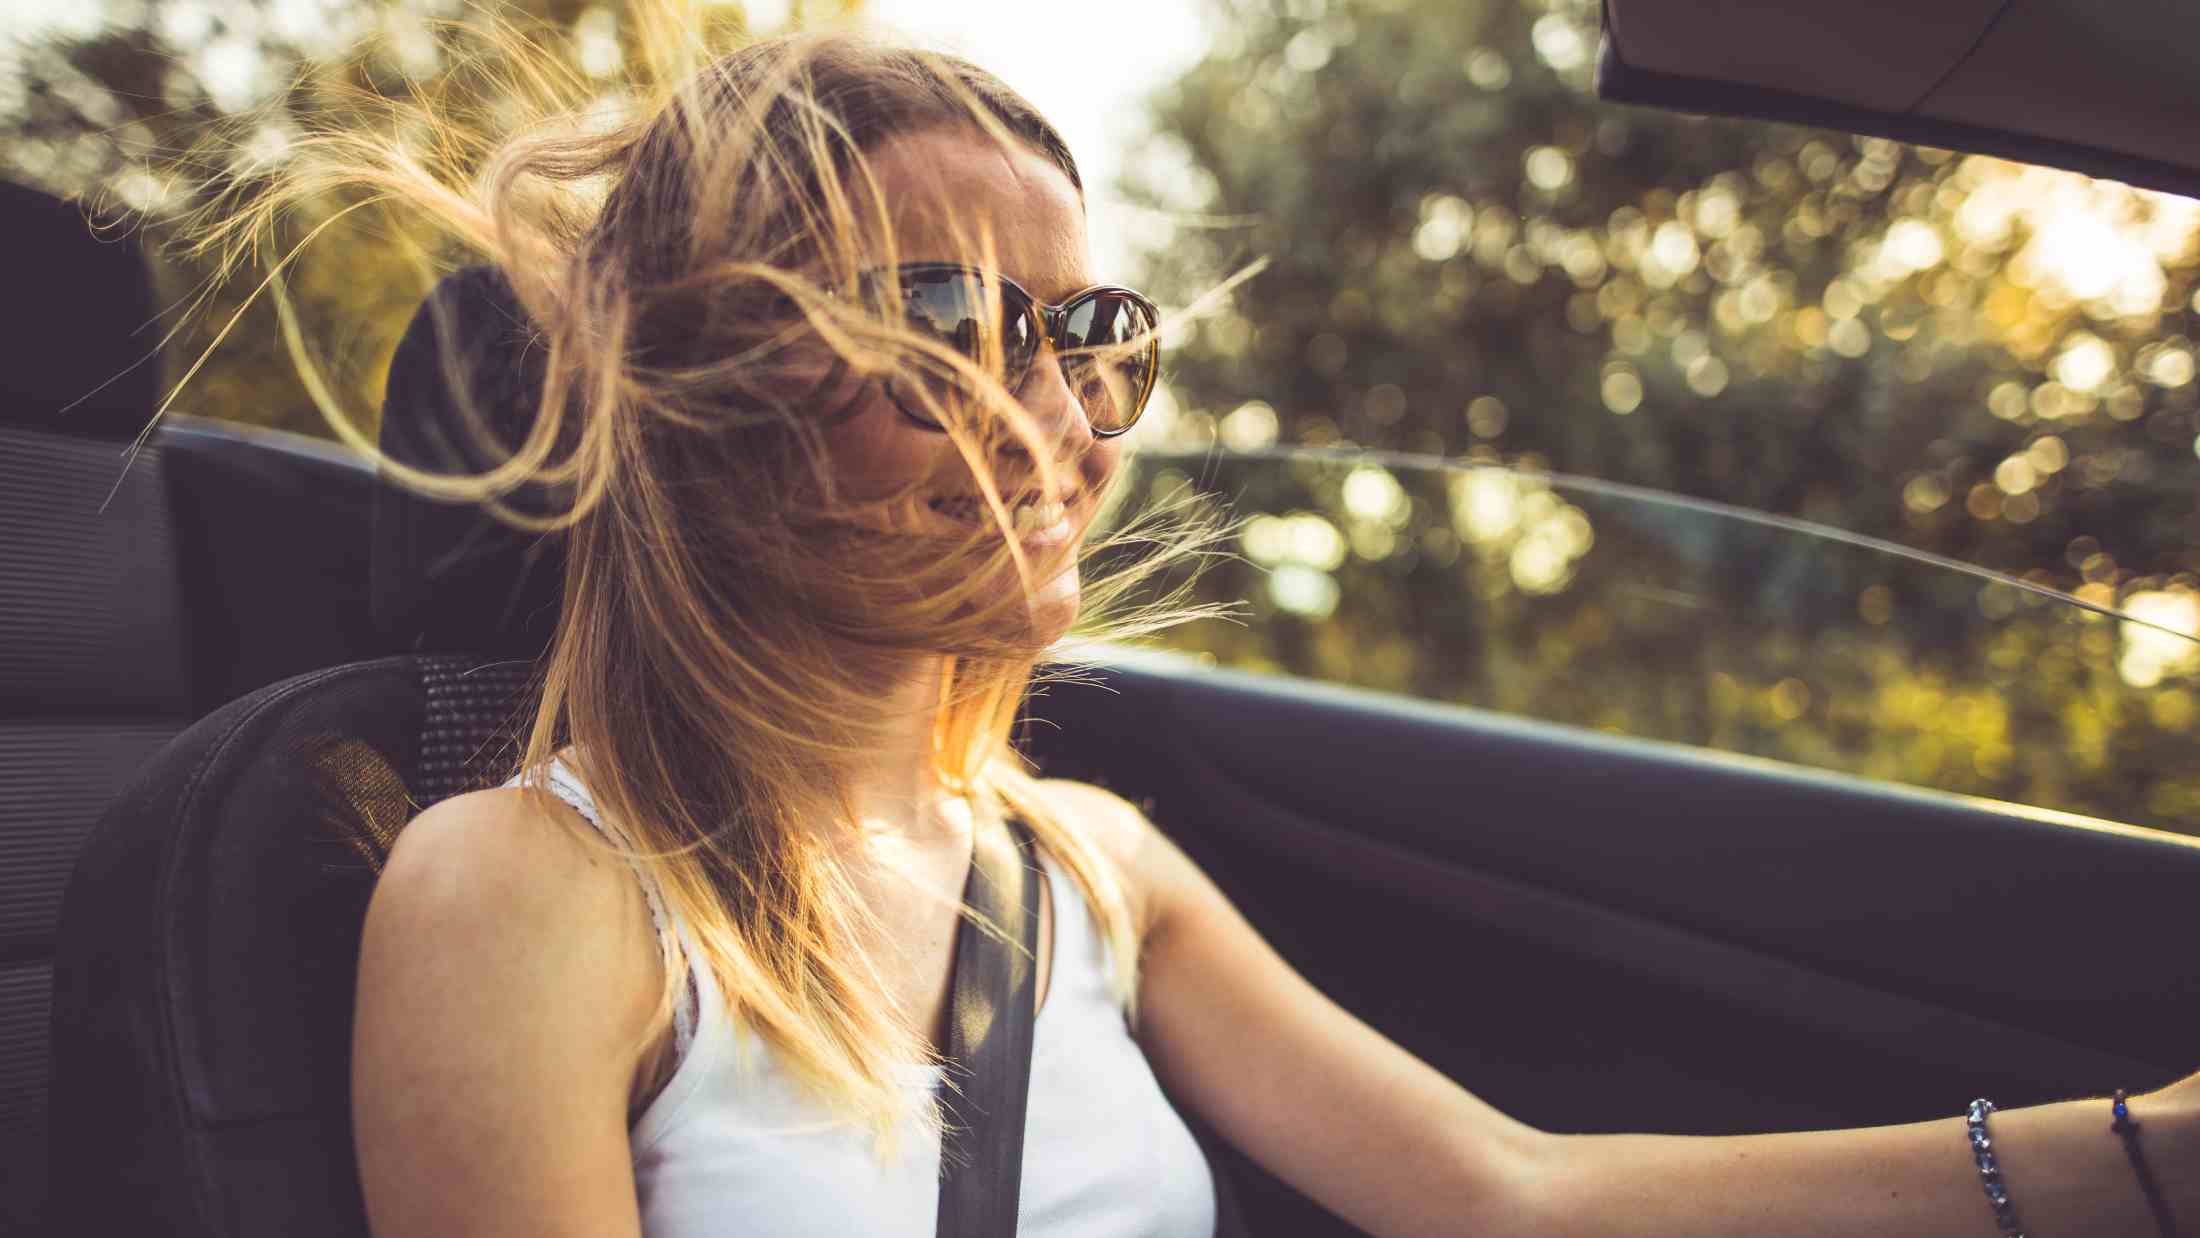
[860,127,1091,303]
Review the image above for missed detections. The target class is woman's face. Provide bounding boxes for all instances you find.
[821,126,1123,643]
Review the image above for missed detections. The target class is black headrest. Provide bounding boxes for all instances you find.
[370,265,567,657]
[0,180,160,437]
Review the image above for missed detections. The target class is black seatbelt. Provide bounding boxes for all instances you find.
[933,815,1042,1238]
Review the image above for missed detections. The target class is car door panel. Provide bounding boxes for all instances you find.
[1024,659,2196,1232]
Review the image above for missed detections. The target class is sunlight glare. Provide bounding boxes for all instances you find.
[2120,591,2200,689]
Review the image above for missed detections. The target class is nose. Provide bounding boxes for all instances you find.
[1009,340,1096,466]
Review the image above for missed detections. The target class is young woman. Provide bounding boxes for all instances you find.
[214,20,2196,1238]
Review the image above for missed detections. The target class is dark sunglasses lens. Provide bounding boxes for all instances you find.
[1059,292,1159,434]
[893,269,1039,425]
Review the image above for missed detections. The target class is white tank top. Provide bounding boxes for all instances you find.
[509,760,1218,1237]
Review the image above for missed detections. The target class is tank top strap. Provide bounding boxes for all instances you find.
[510,758,700,1053]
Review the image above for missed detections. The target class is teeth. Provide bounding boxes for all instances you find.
[927,495,1067,533]
[1013,500,1066,534]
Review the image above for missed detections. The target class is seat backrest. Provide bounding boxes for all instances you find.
[0,179,389,1235]
[0,178,190,1237]
[46,264,563,1235]
[47,652,535,1235]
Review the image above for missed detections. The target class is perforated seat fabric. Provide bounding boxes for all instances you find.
[47,654,535,1235]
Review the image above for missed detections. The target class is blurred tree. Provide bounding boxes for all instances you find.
[1103,450,2200,837]
[1132,0,2200,597]
[1103,0,2200,834]
[1,0,863,439]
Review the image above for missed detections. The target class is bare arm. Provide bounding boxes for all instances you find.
[1054,781,2200,1238]
[352,788,666,1238]
[1527,1092,2198,1238]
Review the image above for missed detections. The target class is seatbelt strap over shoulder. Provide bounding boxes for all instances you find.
[933,815,1043,1238]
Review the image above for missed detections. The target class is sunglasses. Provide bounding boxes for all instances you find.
[861,263,1161,438]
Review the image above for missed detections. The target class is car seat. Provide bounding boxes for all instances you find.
[0,176,180,1237]
[1,173,382,1234]
[45,264,558,1236]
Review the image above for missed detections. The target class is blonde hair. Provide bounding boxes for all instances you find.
[174,7,1231,1149]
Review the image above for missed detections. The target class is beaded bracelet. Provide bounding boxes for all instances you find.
[1967,1099,2027,1238]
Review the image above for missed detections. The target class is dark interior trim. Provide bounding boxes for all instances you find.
[1596,34,2200,202]
[1898,0,2018,113]
[1182,743,2174,1083]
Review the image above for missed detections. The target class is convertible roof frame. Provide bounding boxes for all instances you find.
[1597,0,2200,203]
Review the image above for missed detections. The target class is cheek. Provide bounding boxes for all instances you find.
[824,390,953,502]
[1091,440,1123,485]
[1076,441,1125,527]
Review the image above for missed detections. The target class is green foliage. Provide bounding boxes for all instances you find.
[1134,0,2200,593]
[1108,451,2200,835]
[1126,0,2200,833]
[2,0,863,439]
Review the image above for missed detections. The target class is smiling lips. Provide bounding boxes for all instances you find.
[926,493,1074,547]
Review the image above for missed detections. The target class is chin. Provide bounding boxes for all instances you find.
[1021,563,1083,649]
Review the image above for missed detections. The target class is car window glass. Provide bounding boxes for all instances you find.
[1096,446,2200,841]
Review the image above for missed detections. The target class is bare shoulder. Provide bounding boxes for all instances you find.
[378,785,638,926]
[1037,778,1154,866]
[353,786,662,1236]
[362,784,663,1067]
[1036,778,1205,938]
